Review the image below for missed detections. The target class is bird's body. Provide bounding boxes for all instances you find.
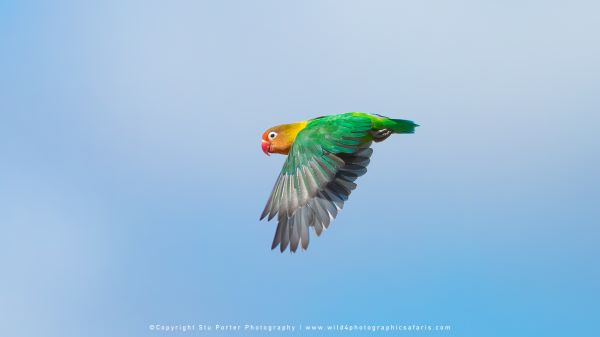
[260,112,418,252]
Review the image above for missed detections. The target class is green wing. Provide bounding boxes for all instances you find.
[260,114,375,252]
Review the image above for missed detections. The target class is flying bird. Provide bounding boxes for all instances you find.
[260,112,418,252]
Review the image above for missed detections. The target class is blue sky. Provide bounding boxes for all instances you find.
[1,1,599,336]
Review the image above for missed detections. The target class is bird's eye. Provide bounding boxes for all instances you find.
[268,132,277,140]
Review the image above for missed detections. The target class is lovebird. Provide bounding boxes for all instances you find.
[260,112,418,253]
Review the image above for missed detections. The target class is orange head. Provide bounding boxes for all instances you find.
[261,121,308,156]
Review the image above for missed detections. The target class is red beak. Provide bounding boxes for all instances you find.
[261,140,270,156]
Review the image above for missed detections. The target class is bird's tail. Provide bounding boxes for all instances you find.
[388,118,418,134]
[364,113,418,134]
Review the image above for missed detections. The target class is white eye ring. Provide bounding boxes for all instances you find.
[268,131,277,140]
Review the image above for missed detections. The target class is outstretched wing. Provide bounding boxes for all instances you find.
[260,114,374,252]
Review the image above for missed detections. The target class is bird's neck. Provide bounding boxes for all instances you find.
[285,121,309,140]
[277,121,308,155]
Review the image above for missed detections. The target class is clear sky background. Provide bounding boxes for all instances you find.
[1,1,599,336]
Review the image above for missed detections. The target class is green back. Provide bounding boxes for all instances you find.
[281,113,372,175]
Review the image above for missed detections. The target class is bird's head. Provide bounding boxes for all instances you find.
[261,122,307,156]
